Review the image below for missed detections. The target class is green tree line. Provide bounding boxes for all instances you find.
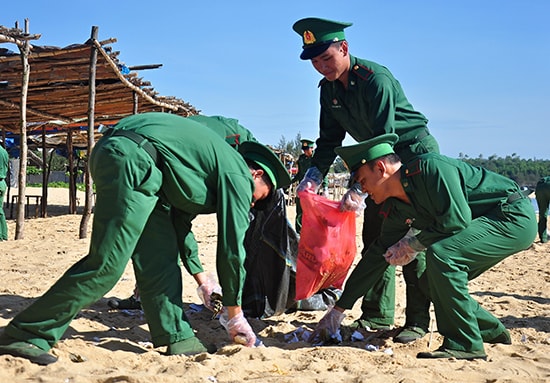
[458,153,550,188]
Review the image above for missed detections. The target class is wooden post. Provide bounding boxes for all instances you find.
[67,129,76,214]
[15,19,31,239]
[79,26,98,239]
[41,124,48,217]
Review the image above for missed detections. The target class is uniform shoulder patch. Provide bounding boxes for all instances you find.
[352,64,374,81]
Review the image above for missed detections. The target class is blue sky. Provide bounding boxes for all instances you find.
[3,1,549,159]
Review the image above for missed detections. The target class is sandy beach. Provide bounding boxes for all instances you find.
[1,187,549,382]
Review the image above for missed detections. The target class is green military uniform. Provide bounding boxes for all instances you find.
[535,176,550,243]
[2,112,288,355]
[336,148,537,354]
[0,145,8,240]
[293,17,440,331]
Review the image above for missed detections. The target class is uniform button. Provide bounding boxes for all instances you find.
[403,182,409,187]
[353,65,359,70]
[405,169,409,174]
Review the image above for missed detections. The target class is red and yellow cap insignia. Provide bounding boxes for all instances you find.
[303,30,316,45]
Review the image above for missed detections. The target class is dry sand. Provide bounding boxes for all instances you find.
[0,187,549,383]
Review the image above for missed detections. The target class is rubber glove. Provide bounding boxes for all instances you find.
[296,167,323,194]
[219,310,260,347]
[339,182,367,214]
[308,306,345,344]
[384,234,426,266]
[196,274,222,312]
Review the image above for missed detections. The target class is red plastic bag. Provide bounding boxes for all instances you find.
[295,191,356,300]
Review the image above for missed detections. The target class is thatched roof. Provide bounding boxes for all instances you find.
[0,24,198,134]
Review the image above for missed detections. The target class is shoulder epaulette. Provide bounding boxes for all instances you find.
[404,159,422,177]
[352,64,374,81]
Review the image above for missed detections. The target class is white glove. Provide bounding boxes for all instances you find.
[196,274,222,312]
[297,167,323,194]
[219,310,260,347]
[339,182,367,214]
[384,234,426,266]
[308,306,345,344]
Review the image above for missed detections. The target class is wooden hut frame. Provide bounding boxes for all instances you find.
[0,20,198,239]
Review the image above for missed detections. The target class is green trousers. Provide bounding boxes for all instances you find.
[5,135,195,351]
[359,199,430,328]
[535,180,550,242]
[0,179,7,240]
[425,197,536,352]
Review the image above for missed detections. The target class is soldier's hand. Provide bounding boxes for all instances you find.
[297,167,323,194]
[384,235,426,266]
[339,182,367,214]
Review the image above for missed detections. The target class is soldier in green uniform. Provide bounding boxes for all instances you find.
[0,112,291,365]
[311,133,537,360]
[291,139,328,233]
[535,176,550,243]
[0,144,8,241]
[108,116,338,317]
[292,17,440,343]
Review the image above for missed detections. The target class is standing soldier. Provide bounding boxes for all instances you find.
[535,176,550,243]
[292,17,440,343]
[0,143,8,241]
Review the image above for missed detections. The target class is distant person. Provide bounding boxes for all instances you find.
[292,17,440,343]
[535,176,550,243]
[290,139,328,233]
[311,133,537,360]
[0,144,8,241]
[0,112,291,365]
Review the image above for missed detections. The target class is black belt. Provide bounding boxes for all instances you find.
[394,130,430,152]
[506,189,530,203]
[106,129,160,166]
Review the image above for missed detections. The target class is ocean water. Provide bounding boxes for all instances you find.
[530,197,539,214]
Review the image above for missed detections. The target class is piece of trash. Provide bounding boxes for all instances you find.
[383,347,393,355]
[189,303,204,312]
[351,330,364,341]
[521,334,527,343]
[365,344,379,352]
[284,327,312,343]
[69,352,87,363]
[207,376,217,382]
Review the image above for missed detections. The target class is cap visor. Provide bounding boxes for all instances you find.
[300,42,332,60]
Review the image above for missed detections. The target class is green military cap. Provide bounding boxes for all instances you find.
[334,133,399,172]
[301,138,315,150]
[238,141,291,190]
[292,17,353,60]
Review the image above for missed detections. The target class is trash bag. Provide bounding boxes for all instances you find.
[295,191,356,301]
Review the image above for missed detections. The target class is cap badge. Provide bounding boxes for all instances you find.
[303,30,316,45]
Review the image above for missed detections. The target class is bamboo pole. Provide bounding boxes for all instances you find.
[67,129,76,214]
[79,26,98,239]
[40,124,47,217]
[14,19,31,240]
